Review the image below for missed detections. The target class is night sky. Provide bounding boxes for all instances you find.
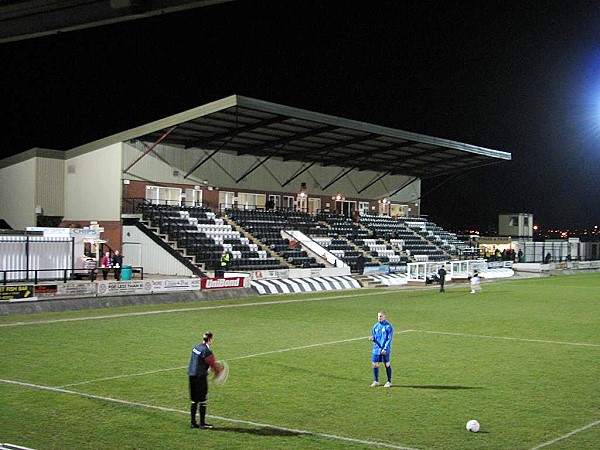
[2,1,599,232]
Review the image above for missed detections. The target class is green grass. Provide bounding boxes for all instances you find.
[1,273,599,449]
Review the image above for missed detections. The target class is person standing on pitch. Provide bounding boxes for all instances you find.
[369,311,394,387]
[438,265,447,293]
[188,332,222,429]
[470,269,481,294]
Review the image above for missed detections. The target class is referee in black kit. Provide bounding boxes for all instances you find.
[188,332,222,429]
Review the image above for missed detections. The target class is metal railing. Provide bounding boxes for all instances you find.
[1,267,144,285]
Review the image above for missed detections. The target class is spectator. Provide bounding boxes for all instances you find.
[100,251,113,280]
[356,254,366,274]
[113,250,123,281]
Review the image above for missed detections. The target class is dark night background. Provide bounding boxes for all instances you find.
[2,0,599,233]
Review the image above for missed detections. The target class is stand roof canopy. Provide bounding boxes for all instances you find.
[128,95,511,180]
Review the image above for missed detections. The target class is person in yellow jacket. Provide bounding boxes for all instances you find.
[218,249,231,277]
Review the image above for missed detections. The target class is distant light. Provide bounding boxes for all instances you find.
[580,49,600,143]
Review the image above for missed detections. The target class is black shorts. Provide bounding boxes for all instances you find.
[189,375,208,403]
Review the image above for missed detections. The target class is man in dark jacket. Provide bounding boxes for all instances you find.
[188,332,222,429]
[438,266,447,293]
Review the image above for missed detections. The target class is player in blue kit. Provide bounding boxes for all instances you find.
[369,311,394,387]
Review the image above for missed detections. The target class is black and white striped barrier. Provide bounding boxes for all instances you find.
[251,276,361,295]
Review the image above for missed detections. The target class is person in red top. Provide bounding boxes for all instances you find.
[188,332,222,429]
[100,251,113,280]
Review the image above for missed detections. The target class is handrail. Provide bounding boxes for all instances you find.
[1,267,144,285]
[122,197,210,215]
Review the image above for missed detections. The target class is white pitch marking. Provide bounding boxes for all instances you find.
[0,378,420,450]
[530,419,600,449]
[0,290,394,328]
[415,330,600,348]
[59,331,416,388]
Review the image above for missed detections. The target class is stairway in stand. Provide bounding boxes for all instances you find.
[351,274,386,288]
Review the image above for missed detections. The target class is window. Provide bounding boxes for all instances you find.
[308,197,321,214]
[184,189,203,207]
[145,186,181,206]
[359,202,370,215]
[283,196,295,209]
[219,191,235,209]
[268,194,281,209]
[238,193,266,209]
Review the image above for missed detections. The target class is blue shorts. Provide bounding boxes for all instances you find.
[372,353,390,364]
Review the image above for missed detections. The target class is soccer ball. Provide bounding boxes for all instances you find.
[466,419,480,432]
[212,360,229,387]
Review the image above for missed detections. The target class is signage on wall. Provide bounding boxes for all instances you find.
[201,277,245,290]
[0,285,35,301]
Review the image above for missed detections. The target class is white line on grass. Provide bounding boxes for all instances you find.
[227,331,414,362]
[0,290,393,328]
[415,330,600,348]
[530,419,600,449]
[0,378,420,450]
[58,332,416,388]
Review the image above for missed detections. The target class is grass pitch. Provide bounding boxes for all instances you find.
[1,273,599,449]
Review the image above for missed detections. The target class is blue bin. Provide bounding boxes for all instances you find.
[121,265,132,281]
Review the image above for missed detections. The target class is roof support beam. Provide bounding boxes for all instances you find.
[184,107,241,178]
[123,126,178,174]
[357,172,391,194]
[235,146,282,183]
[184,114,285,149]
[388,176,418,197]
[420,158,507,180]
[321,167,355,191]
[282,133,378,162]
[387,147,447,168]
[183,147,222,179]
[236,125,338,156]
[281,161,317,187]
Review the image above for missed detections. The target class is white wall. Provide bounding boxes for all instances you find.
[0,158,36,229]
[36,157,65,216]
[64,143,122,221]
[123,225,194,276]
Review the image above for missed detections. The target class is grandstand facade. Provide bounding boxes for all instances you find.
[0,95,512,279]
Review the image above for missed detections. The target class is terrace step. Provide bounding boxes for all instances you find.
[352,274,384,288]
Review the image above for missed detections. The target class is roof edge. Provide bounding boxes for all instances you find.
[66,95,240,157]
[66,94,511,162]
[235,96,512,161]
[0,147,65,169]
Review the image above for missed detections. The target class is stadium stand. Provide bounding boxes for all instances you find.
[225,209,325,269]
[135,202,477,276]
